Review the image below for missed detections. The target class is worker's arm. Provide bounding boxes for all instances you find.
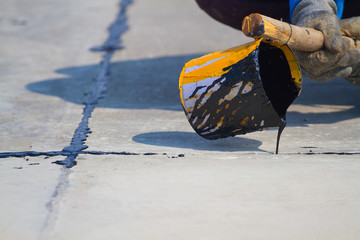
[290,0,360,85]
[195,0,290,30]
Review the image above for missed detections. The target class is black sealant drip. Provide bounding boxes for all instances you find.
[258,43,300,154]
[275,121,286,154]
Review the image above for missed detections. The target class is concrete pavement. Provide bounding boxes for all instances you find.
[0,0,359,239]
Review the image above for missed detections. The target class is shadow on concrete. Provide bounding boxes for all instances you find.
[287,78,360,126]
[132,131,266,152]
[27,54,360,126]
[27,54,201,111]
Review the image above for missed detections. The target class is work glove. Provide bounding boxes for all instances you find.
[291,0,360,86]
[340,17,360,86]
[340,17,360,40]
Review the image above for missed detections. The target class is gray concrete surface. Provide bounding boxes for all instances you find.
[0,0,359,239]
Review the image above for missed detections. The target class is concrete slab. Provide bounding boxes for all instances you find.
[82,0,359,155]
[0,157,61,240]
[0,0,118,152]
[84,76,360,155]
[115,0,248,59]
[49,154,360,240]
[1,0,360,239]
[82,0,269,154]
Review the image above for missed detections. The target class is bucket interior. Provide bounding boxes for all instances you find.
[258,42,300,119]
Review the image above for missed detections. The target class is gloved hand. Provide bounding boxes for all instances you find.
[340,17,360,40]
[291,0,360,85]
[340,16,360,86]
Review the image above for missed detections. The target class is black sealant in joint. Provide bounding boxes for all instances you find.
[54,0,134,167]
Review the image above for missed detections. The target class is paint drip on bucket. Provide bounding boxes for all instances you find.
[179,39,301,153]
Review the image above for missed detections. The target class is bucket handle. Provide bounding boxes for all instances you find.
[242,13,356,52]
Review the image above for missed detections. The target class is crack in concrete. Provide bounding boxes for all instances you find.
[54,0,133,168]
[0,150,176,158]
[1,150,359,160]
[0,0,139,167]
[39,167,70,240]
[288,152,360,156]
[37,1,133,238]
[0,151,66,158]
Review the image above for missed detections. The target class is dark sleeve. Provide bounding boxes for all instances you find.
[195,0,290,30]
[342,0,360,18]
